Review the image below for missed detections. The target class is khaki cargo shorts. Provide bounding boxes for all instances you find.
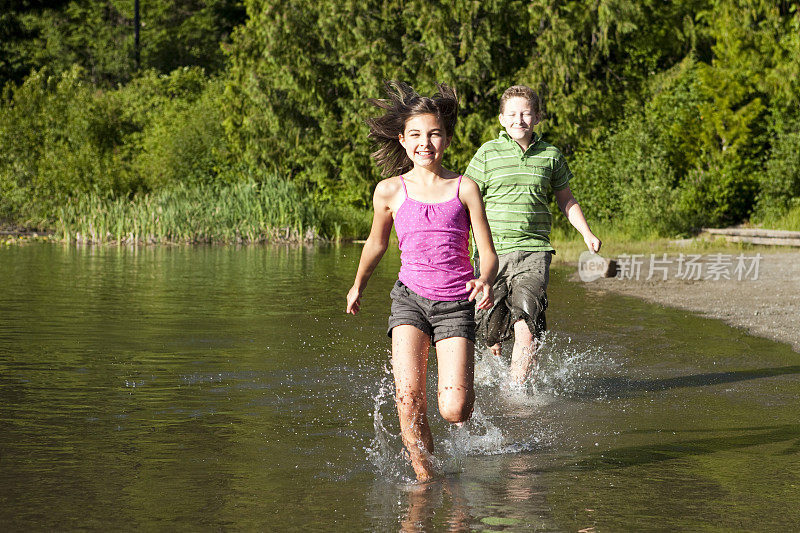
[475,250,552,346]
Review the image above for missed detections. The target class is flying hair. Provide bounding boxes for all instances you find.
[365,81,458,177]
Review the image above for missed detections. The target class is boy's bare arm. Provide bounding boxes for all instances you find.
[554,187,602,253]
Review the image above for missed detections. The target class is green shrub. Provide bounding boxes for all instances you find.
[568,56,764,237]
[676,161,759,230]
[0,66,231,227]
[569,115,680,239]
[758,204,800,230]
[133,77,230,189]
[752,117,800,222]
[0,66,118,224]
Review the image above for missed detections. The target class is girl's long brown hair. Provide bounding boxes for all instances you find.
[365,81,458,177]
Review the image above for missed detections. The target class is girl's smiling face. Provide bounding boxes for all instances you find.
[399,113,451,169]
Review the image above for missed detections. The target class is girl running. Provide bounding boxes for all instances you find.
[345,81,498,482]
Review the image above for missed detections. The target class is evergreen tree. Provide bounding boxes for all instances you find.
[0,0,245,87]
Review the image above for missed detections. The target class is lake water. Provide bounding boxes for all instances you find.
[1,243,798,531]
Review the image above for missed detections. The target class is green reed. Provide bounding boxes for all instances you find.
[54,179,357,244]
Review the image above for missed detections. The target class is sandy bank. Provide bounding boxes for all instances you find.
[572,251,800,352]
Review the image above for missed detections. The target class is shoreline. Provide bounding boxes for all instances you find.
[4,232,798,352]
[0,225,322,246]
[570,250,800,353]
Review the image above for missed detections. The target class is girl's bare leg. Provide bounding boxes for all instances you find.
[435,337,475,424]
[509,319,538,385]
[392,325,435,481]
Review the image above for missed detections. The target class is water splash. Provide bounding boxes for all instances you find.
[366,333,614,482]
[441,405,507,466]
[535,333,616,399]
[474,346,511,387]
[476,332,615,398]
[365,366,411,482]
[365,368,512,481]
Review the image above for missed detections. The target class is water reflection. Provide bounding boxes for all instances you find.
[575,424,800,471]
[586,365,800,396]
[2,244,800,530]
[399,480,471,532]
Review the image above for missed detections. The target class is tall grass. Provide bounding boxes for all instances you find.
[754,205,800,232]
[55,178,371,244]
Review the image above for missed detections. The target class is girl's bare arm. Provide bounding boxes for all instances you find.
[346,180,396,314]
[460,177,498,309]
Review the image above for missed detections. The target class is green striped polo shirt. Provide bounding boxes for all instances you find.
[465,131,572,256]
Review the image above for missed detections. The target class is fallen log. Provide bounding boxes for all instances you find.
[702,228,800,247]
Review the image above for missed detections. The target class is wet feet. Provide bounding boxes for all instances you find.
[509,342,539,386]
[411,454,436,482]
[401,435,437,482]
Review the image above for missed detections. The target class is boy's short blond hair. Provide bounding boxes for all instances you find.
[499,85,541,116]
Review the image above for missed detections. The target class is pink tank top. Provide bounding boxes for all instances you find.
[394,175,474,301]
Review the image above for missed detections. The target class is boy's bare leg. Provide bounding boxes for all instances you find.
[488,343,502,357]
[392,325,435,482]
[509,319,538,385]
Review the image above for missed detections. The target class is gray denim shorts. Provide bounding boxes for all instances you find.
[475,250,552,346]
[387,280,476,343]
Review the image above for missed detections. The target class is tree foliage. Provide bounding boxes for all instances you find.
[223,0,711,206]
[0,0,245,86]
[0,66,228,224]
[1,0,799,235]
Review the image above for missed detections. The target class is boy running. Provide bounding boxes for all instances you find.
[465,85,601,385]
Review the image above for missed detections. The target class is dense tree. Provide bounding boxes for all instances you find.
[0,0,72,84]
[138,0,245,75]
[223,0,715,206]
[1,0,799,234]
[224,0,540,205]
[0,0,245,86]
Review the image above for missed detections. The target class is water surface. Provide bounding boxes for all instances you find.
[1,244,798,530]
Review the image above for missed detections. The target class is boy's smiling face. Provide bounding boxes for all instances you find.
[499,96,540,148]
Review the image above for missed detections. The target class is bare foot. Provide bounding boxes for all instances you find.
[411,454,435,482]
[402,438,436,482]
[509,342,538,386]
